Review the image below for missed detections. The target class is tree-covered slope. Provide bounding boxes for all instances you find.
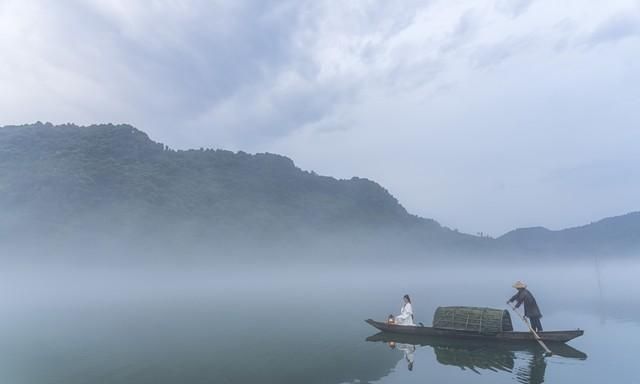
[0,122,466,253]
[2,122,637,259]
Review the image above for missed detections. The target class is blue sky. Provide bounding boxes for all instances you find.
[1,0,639,235]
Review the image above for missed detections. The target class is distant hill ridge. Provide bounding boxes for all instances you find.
[0,122,638,258]
[498,211,640,255]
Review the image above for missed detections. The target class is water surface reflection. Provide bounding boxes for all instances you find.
[366,332,587,383]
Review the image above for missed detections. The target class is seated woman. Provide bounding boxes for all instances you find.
[395,294,415,326]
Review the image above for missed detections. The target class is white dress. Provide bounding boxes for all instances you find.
[395,302,415,326]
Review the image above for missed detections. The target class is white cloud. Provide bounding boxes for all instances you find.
[1,0,639,234]
[588,11,640,46]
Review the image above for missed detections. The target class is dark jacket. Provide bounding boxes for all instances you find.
[509,288,542,318]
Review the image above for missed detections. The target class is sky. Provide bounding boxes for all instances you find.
[1,0,639,236]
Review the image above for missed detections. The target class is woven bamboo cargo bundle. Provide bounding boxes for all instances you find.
[433,306,514,334]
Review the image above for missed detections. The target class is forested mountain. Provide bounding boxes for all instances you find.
[0,122,477,259]
[0,122,406,230]
[0,122,637,260]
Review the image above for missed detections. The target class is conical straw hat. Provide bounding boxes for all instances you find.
[512,281,527,289]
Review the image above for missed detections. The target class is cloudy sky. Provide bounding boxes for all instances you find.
[1,0,639,235]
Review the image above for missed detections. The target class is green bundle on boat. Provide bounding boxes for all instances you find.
[433,306,514,334]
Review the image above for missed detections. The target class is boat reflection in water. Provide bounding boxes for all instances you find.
[367,332,587,384]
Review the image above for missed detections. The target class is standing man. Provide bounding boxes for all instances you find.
[508,281,543,332]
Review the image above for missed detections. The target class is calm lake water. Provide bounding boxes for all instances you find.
[0,260,637,383]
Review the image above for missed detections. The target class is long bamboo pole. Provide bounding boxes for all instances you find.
[509,303,553,356]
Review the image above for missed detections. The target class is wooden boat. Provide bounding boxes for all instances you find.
[365,319,584,343]
[365,331,587,360]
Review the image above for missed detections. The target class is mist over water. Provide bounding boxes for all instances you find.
[2,1,639,382]
[0,257,637,383]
